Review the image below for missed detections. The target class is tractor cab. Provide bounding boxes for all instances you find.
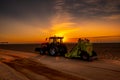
[35,36,67,56]
[48,36,64,44]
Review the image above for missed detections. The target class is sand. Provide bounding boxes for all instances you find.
[0,43,120,60]
[0,49,85,80]
[0,43,120,80]
[0,49,120,80]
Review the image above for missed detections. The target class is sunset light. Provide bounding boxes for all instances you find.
[0,0,120,43]
[0,1,120,80]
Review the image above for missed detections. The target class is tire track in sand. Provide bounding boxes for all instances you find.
[3,58,86,80]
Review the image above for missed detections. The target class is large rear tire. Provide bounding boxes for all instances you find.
[49,47,57,56]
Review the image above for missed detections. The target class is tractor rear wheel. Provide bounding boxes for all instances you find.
[49,47,57,56]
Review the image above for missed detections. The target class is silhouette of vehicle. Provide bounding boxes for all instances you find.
[35,36,67,56]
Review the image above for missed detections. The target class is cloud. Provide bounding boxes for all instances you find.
[103,14,120,20]
[50,0,77,36]
[61,0,120,20]
[0,0,120,43]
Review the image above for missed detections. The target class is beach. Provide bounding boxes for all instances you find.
[0,43,120,80]
[0,43,120,60]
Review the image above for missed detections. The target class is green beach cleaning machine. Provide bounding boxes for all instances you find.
[65,38,97,61]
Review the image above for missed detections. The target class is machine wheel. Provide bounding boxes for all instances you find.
[92,51,97,56]
[91,51,98,60]
[49,47,57,56]
[39,49,44,55]
[81,51,90,61]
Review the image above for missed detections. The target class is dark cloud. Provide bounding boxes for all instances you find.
[0,0,55,21]
[0,0,57,31]
[1,0,120,21]
[61,0,120,19]
[0,0,120,43]
[0,0,120,34]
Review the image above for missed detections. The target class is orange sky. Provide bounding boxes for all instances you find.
[0,19,120,43]
[0,0,120,43]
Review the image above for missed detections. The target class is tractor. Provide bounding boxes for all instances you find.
[65,38,97,61]
[35,36,67,56]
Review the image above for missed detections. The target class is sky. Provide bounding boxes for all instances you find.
[0,0,120,43]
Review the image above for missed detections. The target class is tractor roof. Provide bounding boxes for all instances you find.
[49,36,64,39]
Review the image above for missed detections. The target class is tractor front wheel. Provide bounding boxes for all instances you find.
[39,49,44,55]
